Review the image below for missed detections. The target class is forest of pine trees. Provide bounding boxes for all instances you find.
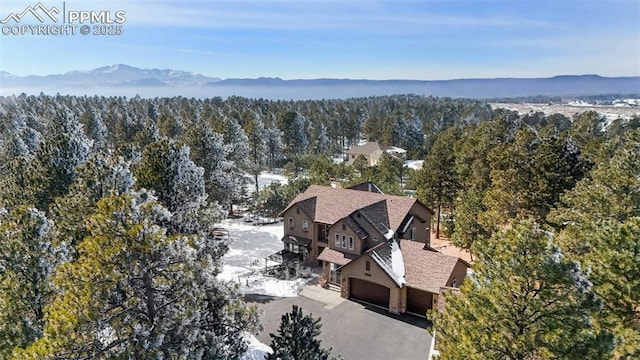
[0,93,637,358]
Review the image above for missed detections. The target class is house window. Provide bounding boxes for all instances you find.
[451,278,457,288]
[342,223,346,230]
[342,235,346,248]
[335,234,340,247]
[348,236,354,250]
[288,217,294,229]
[410,227,416,240]
[296,208,300,214]
[302,220,309,231]
[373,236,378,242]
[365,260,371,272]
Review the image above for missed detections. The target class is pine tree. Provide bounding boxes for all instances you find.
[133,138,210,233]
[416,127,459,238]
[31,111,92,211]
[431,219,613,360]
[267,305,332,360]
[0,206,58,358]
[17,192,259,359]
[549,129,640,357]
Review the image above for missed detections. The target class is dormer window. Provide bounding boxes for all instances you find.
[451,278,457,288]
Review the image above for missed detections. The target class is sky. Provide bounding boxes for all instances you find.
[0,0,639,80]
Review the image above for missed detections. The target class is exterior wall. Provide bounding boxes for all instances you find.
[403,203,433,244]
[339,254,405,313]
[281,206,316,260]
[327,220,364,255]
[281,206,313,240]
[446,261,468,288]
[346,152,370,165]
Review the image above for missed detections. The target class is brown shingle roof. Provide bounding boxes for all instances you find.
[283,185,418,232]
[345,141,386,156]
[296,197,316,219]
[400,240,465,293]
[317,247,356,266]
[343,216,368,239]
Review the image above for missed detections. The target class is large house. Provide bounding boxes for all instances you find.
[345,141,407,166]
[278,183,469,316]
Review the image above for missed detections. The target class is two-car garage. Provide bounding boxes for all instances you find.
[349,278,390,309]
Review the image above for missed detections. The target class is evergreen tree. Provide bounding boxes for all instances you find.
[431,219,613,360]
[31,111,92,211]
[49,153,135,259]
[133,138,211,233]
[416,127,459,238]
[372,152,404,195]
[264,127,284,170]
[267,305,332,360]
[244,114,268,195]
[18,192,259,359]
[549,129,640,357]
[0,206,58,358]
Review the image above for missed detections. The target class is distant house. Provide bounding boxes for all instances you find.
[345,141,406,166]
[277,183,469,316]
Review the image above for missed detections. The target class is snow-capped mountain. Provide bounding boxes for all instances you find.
[1,65,638,100]
[1,64,221,88]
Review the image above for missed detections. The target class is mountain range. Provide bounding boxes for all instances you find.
[1,64,638,100]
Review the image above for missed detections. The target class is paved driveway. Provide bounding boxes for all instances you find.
[245,288,433,360]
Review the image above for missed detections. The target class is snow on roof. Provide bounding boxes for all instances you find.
[405,160,424,171]
[386,146,407,154]
[384,228,394,240]
[368,239,406,287]
[390,240,406,286]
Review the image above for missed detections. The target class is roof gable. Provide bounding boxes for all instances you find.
[339,240,406,287]
[296,197,316,219]
[346,181,384,194]
[358,200,390,236]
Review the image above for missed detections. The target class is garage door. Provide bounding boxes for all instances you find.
[406,287,432,316]
[350,278,390,308]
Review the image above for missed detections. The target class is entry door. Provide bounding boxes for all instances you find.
[329,263,341,284]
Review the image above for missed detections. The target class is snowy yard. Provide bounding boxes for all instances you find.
[218,218,316,298]
[223,172,314,359]
[219,219,311,360]
[251,171,288,190]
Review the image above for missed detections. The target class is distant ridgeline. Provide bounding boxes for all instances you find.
[1,65,638,99]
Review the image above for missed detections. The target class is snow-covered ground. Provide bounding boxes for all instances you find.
[227,172,315,359]
[246,171,289,195]
[218,218,315,297]
[242,332,272,360]
[490,102,640,122]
